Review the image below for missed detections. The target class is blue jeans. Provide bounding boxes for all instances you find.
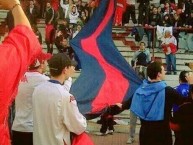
[166,54,176,72]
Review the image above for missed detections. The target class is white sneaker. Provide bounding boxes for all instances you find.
[108,130,114,135]
[126,137,135,144]
[124,23,129,26]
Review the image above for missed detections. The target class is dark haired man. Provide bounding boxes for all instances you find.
[45,1,55,54]
[131,41,151,79]
[173,71,190,111]
[130,61,193,145]
[127,41,150,144]
[32,53,86,145]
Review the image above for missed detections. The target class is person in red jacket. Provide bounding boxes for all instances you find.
[51,0,59,11]
[0,0,42,145]
[114,0,126,26]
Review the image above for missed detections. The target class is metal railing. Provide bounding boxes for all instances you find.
[112,26,193,60]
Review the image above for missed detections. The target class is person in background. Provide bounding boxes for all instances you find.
[45,1,55,54]
[171,70,191,145]
[0,0,42,144]
[76,0,85,16]
[145,6,162,48]
[69,4,80,27]
[172,13,183,50]
[33,53,87,145]
[184,10,193,52]
[137,0,151,25]
[55,34,74,59]
[60,0,73,19]
[80,10,89,25]
[32,24,42,44]
[131,41,151,79]
[72,23,82,38]
[114,0,126,26]
[161,30,177,75]
[123,0,137,26]
[128,42,150,144]
[173,71,190,112]
[12,52,52,145]
[25,0,39,25]
[96,107,115,136]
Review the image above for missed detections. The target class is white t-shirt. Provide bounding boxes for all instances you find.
[12,72,49,132]
[69,12,79,24]
[33,81,87,145]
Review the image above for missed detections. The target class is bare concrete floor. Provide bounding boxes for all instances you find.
[89,132,139,145]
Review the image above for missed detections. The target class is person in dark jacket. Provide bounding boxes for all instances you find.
[171,71,192,145]
[145,7,162,48]
[130,61,193,145]
[45,1,55,54]
[137,0,150,25]
[131,41,151,79]
[25,0,39,25]
[172,13,184,49]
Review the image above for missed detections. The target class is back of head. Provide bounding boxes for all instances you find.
[29,52,52,71]
[48,53,76,77]
[147,62,162,80]
[179,71,188,83]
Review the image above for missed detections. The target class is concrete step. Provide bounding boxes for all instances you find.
[0,10,8,18]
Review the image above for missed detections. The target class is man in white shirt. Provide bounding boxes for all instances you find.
[60,0,73,18]
[33,53,87,145]
[12,52,52,145]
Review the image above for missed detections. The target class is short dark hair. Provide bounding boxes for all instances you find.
[179,71,189,83]
[147,61,163,80]
[139,41,145,46]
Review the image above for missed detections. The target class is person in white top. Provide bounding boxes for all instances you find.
[60,0,73,18]
[161,30,177,75]
[33,53,87,145]
[150,0,160,7]
[12,52,52,145]
[69,4,80,25]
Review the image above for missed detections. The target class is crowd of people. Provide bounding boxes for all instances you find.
[1,0,193,145]
[11,0,192,73]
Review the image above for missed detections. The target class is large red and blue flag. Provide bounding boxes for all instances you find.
[70,0,142,117]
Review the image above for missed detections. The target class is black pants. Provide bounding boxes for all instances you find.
[100,114,114,133]
[12,131,33,145]
[123,5,137,24]
[138,3,150,25]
